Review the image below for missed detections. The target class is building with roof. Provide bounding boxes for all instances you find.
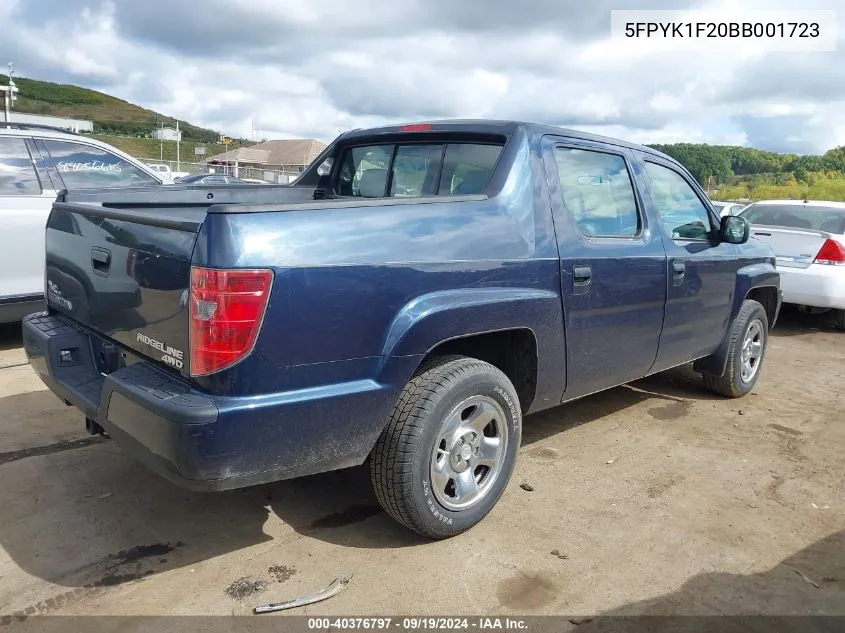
[3,111,92,132]
[206,138,326,176]
[152,126,182,142]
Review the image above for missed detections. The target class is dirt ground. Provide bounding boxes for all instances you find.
[0,307,842,621]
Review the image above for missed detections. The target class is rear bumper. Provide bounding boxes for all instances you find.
[22,312,396,491]
[779,264,845,310]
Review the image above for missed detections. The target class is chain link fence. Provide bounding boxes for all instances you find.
[142,160,302,184]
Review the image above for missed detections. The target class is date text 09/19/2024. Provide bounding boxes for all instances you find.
[306,618,528,630]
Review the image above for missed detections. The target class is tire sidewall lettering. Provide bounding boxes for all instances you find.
[422,483,454,525]
[493,385,520,433]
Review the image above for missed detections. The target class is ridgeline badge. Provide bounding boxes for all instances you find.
[137,333,184,369]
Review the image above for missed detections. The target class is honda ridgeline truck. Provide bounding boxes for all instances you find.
[23,120,780,538]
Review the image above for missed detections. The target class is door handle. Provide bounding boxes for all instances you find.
[573,265,592,286]
[91,247,111,276]
[672,260,685,286]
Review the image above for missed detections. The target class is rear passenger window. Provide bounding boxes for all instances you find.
[337,145,392,197]
[438,144,503,195]
[390,145,443,197]
[336,142,502,198]
[553,147,640,237]
[43,140,159,189]
[740,203,845,233]
[0,137,42,195]
[644,162,714,240]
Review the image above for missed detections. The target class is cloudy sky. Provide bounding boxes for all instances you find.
[3,0,843,154]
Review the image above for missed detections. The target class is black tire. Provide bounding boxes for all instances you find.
[835,309,845,331]
[370,356,522,539]
[702,299,769,398]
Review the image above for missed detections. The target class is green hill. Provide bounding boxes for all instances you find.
[87,135,248,163]
[1,73,234,143]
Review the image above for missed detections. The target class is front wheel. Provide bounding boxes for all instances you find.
[370,356,522,539]
[702,299,769,398]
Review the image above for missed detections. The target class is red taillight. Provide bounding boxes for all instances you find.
[400,123,432,132]
[189,267,273,376]
[813,238,845,265]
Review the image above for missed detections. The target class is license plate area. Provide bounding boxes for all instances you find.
[90,337,126,376]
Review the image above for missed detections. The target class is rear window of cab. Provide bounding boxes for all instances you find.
[334,143,503,198]
[741,204,845,234]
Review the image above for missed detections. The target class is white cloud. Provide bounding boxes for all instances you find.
[3,0,845,153]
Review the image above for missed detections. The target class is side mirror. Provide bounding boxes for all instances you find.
[316,158,334,177]
[720,215,750,244]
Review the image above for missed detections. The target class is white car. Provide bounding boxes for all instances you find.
[711,201,746,217]
[0,123,163,323]
[146,163,190,184]
[739,200,845,329]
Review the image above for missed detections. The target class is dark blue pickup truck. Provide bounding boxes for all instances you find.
[23,120,780,538]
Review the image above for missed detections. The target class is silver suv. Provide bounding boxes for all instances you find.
[0,123,163,323]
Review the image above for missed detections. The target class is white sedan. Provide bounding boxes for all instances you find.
[739,200,845,329]
[711,201,746,217]
[0,124,163,323]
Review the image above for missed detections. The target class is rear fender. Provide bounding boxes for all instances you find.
[377,287,565,413]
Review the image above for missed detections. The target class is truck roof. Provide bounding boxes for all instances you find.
[341,119,672,161]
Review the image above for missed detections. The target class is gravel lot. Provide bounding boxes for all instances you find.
[0,307,842,620]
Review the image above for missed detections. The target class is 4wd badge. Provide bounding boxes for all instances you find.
[136,333,184,369]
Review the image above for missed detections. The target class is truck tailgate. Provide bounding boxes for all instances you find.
[750,226,830,269]
[45,201,206,374]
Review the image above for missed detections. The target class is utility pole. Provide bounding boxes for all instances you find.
[4,62,17,123]
[159,122,163,161]
[176,119,180,171]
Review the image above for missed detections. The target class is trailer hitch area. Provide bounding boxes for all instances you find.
[86,417,110,439]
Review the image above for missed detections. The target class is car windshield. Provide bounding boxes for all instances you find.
[740,204,845,234]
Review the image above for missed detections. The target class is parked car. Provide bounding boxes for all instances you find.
[712,201,746,217]
[739,200,845,329]
[144,163,190,184]
[23,120,780,538]
[145,163,173,184]
[0,122,163,323]
[173,173,245,185]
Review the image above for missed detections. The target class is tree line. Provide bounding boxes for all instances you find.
[648,143,845,185]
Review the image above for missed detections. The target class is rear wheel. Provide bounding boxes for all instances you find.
[835,309,845,331]
[370,356,521,539]
[702,299,769,398]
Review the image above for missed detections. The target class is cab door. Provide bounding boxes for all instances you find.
[635,154,737,371]
[542,136,667,401]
